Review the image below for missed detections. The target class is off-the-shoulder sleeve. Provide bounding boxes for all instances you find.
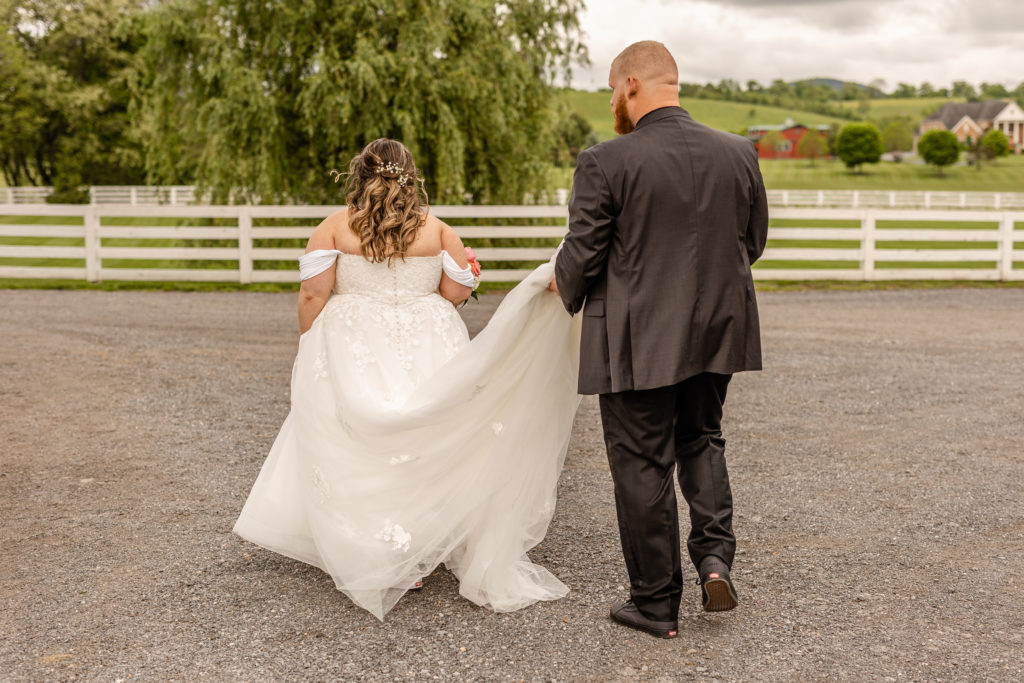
[298,249,342,281]
[441,250,476,288]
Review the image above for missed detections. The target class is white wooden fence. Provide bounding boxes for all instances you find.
[1,204,1022,282]
[89,186,199,206]
[766,189,1024,210]
[759,208,1022,281]
[1,187,55,204]
[0,186,200,205]
[4,186,1024,210]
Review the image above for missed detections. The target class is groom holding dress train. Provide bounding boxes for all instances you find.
[552,41,769,639]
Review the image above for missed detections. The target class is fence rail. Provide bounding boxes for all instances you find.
[4,186,1024,210]
[766,189,1024,210]
[1,205,1022,283]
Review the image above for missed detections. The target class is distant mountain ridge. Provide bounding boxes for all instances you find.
[794,77,870,93]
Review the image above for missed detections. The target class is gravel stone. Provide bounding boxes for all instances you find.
[1,287,1022,681]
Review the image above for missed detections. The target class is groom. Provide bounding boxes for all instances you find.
[551,41,769,639]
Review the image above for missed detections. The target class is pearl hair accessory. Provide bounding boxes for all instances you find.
[374,161,410,186]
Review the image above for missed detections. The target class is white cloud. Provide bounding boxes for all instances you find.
[571,0,1024,90]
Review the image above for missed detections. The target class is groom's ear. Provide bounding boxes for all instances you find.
[626,76,640,98]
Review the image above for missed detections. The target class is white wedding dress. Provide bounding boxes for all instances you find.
[233,252,582,620]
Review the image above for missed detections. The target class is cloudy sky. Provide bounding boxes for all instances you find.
[570,0,1024,91]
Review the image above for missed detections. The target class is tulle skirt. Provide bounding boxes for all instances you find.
[233,262,582,620]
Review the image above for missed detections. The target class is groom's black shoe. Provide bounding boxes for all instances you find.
[610,600,678,639]
[699,556,738,612]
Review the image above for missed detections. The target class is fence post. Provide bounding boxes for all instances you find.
[170,187,178,206]
[781,190,789,206]
[924,191,931,209]
[861,211,876,281]
[959,192,966,208]
[889,191,896,208]
[130,187,137,205]
[998,213,1014,281]
[852,191,860,208]
[238,206,253,284]
[817,190,824,207]
[994,193,1001,210]
[84,206,101,282]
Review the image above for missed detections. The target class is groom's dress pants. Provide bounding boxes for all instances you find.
[599,372,735,621]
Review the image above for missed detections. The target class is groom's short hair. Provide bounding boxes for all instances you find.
[611,41,678,87]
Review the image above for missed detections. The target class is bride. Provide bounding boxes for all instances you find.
[233,138,582,621]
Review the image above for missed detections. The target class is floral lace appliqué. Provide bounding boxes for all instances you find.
[313,352,328,381]
[430,298,468,361]
[375,519,412,552]
[311,466,330,503]
[344,333,375,373]
[334,407,355,437]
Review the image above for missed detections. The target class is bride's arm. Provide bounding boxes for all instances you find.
[298,221,337,334]
[438,223,473,306]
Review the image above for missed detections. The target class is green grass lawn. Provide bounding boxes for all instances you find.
[548,154,1024,193]
[759,156,1024,191]
[560,90,849,142]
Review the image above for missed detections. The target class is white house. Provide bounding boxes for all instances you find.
[918,100,1024,153]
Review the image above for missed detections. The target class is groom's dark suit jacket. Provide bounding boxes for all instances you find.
[555,106,769,395]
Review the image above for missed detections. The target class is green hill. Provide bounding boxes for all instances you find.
[561,90,849,142]
[839,97,963,120]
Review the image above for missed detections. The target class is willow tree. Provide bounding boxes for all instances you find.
[130,0,587,204]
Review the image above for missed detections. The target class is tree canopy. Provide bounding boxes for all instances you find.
[796,130,827,165]
[917,130,960,176]
[552,109,597,167]
[836,123,883,173]
[0,0,146,197]
[758,130,786,158]
[980,129,1011,161]
[880,117,915,160]
[129,0,587,204]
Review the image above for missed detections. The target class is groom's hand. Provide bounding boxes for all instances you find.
[548,276,559,294]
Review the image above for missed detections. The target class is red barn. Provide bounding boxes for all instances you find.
[748,118,829,160]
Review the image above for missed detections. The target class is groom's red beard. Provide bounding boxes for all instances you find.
[613,93,635,135]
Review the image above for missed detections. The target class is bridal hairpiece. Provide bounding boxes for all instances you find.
[374,161,410,186]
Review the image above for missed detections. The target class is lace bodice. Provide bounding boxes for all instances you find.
[332,253,443,298]
[318,252,465,379]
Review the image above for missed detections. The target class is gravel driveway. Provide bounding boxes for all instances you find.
[1,287,1022,681]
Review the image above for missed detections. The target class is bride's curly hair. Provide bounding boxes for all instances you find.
[333,139,429,264]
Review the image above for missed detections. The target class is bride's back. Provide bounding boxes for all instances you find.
[328,209,446,298]
[332,250,443,298]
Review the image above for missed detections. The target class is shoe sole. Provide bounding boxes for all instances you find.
[703,578,738,612]
[609,611,678,639]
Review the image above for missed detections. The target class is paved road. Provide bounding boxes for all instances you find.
[1,288,1022,681]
